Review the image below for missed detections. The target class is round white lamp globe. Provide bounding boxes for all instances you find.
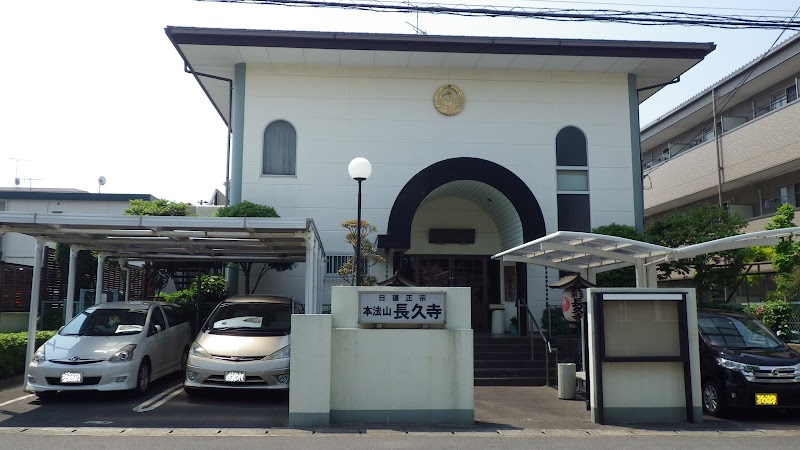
[348,157,372,181]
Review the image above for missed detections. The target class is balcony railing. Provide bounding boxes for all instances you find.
[643,91,798,172]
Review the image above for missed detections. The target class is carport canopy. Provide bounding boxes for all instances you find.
[492,228,800,286]
[0,212,327,384]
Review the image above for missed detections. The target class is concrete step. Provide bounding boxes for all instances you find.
[474,367,555,378]
[474,377,556,386]
[474,359,550,369]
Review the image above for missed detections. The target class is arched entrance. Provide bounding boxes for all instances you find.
[377,157,546,332]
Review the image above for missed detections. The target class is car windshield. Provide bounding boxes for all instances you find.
[60,306,148,336]
[698,314,784,350]
[204,302,291,335]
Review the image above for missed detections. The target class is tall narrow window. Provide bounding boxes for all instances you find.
[263,120,297,175]
[555,126,590,232]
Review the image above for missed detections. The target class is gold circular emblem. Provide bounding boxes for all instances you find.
[433,84,465,116]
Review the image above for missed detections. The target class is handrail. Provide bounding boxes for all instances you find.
[518,298,558,386]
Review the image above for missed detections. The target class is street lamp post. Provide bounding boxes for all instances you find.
[348,157,372,286]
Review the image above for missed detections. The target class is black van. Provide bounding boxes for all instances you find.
[698,310,800,416]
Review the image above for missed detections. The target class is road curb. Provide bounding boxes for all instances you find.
[2,426,800,437]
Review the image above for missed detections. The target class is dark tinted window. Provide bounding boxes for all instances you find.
[556,126,587,166]
[698,315,783,349]
[557,194,591,232]
[162,304,184,326]
[60,307,147,336]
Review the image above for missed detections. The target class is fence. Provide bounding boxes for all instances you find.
[787,302,800,344]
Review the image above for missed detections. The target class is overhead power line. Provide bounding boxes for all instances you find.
[197,0,800,29]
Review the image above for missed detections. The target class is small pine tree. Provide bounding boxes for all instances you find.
[337,219,386,286]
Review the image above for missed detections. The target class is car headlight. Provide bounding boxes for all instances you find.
[716,357,757,374]
[108,344,136,363]
[264,345,290,360]
[190,342,211,359]
[33,345,46,363]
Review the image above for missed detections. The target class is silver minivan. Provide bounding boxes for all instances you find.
[184,295,291,395]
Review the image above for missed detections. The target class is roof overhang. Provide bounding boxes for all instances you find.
[0,212,324,263]
[165,26,715,127]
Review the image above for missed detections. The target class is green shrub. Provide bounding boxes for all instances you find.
[701,302,746,314]
[155,274,227,330]
[41,309,65,331]
[540,306,569,336]
[743,300,793,337]
[0,331,57,378]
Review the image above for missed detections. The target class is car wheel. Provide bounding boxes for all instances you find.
[179,348,188,375]
[35,391,57,401]
[134,360,151,396]
[702,380,727,417]
[184,386,200,397]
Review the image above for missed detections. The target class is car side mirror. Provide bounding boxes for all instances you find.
[154,324,162,334]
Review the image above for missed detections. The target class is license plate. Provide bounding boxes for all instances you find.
[224,371,246,383]
[60,372,83,384]
[755,393,778,406]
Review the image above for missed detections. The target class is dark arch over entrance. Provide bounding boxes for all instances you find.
[376,157,546,250]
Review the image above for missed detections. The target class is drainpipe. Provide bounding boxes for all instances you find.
[184,65,233,206]
[712,88,724,206]
[184,64,240,295]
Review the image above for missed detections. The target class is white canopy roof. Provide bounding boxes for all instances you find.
[492,228,800,277]
[0,212,324,263]
[492,231,672,274]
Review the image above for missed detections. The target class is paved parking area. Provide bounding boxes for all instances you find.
[1,379,799,434]
[0,374,289,429]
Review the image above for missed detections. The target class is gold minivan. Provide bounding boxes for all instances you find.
[184,295,291,395]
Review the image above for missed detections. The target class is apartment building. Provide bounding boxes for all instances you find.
[640,32,800,301]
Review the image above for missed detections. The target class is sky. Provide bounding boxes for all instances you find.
[1,0,798,204]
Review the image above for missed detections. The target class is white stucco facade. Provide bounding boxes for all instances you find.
[240,65,636,316]
[167,27,714,331]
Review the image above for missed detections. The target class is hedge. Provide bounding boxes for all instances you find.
[0,331,57,378]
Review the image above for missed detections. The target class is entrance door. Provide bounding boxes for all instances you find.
[414,256,488,331]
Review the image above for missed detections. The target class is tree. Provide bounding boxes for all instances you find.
[592,223,643,288]
[645,204,748,303]
[54,244,97,304]
[764,203,800,301]
[214,201,295,294]
[337,219,386,286]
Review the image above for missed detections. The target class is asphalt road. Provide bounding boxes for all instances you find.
[2,376,800,443]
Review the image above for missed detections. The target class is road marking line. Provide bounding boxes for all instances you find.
[133,384,182,413]
[0,394,34,408]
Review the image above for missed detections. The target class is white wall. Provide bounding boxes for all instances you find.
[1,198,134,265]
[408,197,500,255]
[239,64,636,303]
[289,286,474,426]
[587,288,702,424]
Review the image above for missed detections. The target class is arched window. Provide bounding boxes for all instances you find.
[556,126,587,166]
[555,126,590,232]
[263,120,296,175]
